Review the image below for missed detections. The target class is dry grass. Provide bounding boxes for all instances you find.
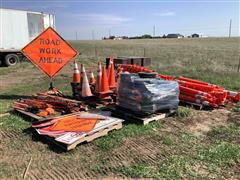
[0,37,240,179]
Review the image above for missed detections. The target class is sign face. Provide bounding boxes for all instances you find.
[22,27,78,78]
[50,116,98,132]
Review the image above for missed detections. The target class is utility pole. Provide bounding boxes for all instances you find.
[108,29,111,38]
[153,25,155,37]
[75,31,78,40]
[92,30,95,40]
[229,19,232,38]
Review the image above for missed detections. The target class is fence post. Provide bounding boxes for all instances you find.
[238,56,240,73]
[94,45,97,57]
[143,48,146,57]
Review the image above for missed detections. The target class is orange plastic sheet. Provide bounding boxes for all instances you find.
[50,116,100,132]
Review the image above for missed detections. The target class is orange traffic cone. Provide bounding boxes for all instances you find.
[89,67,95,84]
[107,57,116,89]
[99,65,111,97]
[95,62,102,93]
[108,56,114,75]
[72,60,80,83]
[81,64,93,97]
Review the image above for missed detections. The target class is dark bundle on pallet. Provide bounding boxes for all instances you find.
[118,73,179,114]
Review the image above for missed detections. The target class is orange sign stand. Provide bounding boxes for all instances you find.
[22,27,78,78]
[50,116,99,132]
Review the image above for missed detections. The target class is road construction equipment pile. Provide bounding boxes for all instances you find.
[118,72,179,113]
[12,56,240,151]
[119,64,240,108]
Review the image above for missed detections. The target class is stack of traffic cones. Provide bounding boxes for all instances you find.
[107,57,116,89]
[99,65,112,98]
[81,64,93,98]
[71,60,81,98]
[72,60,80,83]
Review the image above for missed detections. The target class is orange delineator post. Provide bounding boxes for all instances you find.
[72,60,81,83]
[179,94,218,108]
[178,80,215,92]
[179,86,213,99]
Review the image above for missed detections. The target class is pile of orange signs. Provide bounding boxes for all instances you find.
[33,113,106,136]
[50,116,101,132]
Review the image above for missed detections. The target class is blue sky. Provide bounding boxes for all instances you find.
[1,0,239,39]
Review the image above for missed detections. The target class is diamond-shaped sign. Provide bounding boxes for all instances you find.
[22,27,78,78]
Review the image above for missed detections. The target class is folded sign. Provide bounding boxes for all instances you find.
[22,27,78,78]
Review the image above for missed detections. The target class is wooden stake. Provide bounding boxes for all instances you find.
[237,56,240,73]
[94,45,97,57]
[23,157,32,179]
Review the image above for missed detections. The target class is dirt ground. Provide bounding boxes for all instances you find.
[1,108,239,179]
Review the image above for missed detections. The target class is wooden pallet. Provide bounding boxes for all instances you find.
[37,115,124,151]
[112,107,173,125]
[66,122,122,151]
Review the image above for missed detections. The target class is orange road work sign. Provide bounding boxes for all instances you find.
[22,27,78,78]
[50,116,99,132]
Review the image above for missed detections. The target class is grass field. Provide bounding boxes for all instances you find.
[0,38,240,179]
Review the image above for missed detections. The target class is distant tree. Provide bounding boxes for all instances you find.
[141,34,152,39]
[109,36,115,39]
[162,34,166,38]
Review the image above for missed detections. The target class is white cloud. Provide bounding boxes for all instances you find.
[155,11,175,17]
[67,13,132,25]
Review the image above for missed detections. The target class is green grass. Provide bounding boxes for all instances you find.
[113,124,240,179]
[0,114,30,132]
[1,38,240,179]
[115,163,154,178]
[93,121,163,151]
[197,142,240,168]
[175,107,192,118]
[70,38,240,91]
[232,102,240,112]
